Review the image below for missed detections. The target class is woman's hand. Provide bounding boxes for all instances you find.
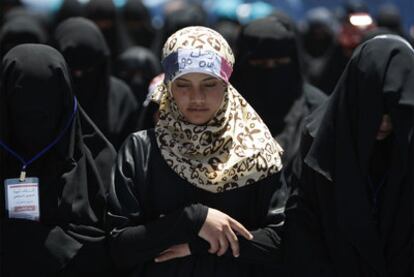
[155,243,191,263]
[198,208,253,257]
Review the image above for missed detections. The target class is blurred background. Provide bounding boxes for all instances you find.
[7,0,413,33]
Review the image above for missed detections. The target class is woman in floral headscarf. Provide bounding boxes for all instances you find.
[108,26,286,277]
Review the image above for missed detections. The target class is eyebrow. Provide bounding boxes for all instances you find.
[175,76,218,82]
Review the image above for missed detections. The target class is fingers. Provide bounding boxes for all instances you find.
[224,226,240,257]
[155,250,181,263]
[208,239,219,254]
[155,244,191,263]
[216,234,229,256]
[229,218,253,240]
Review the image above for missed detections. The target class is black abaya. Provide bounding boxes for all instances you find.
[107,129,287,276]
[283,35,414,277]
[0,44,116,276]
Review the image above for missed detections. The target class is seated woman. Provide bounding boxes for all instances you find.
[108,26,287,276]
[283,35,414,276]
[0,44,116,276]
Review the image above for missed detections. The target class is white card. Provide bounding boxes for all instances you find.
[4,177,40,221]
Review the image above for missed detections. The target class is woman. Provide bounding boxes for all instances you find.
[108,26,287,276]
[0,44,116,276]
[231,16,327,165]
[114,46,162,107]
[54,17,139,149]
[284,35,414,276]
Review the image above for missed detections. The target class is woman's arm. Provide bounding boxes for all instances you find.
[107,132,209,271]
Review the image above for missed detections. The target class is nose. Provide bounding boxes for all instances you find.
[190,86,206,103]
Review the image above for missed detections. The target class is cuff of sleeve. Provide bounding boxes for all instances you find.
[184,203,209,235]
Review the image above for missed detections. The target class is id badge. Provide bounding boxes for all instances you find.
[4,177,40,221]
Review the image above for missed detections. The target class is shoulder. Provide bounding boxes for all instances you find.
[122,129,156,150]
[109,76,138,108]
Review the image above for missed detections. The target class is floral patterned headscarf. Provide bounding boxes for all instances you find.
[153,26,283,193]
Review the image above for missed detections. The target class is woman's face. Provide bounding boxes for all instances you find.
[171,73,226,125]
[376,114,393,140]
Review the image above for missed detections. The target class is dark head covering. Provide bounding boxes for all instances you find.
[115,46,161,105]
[54,0,85,25]
[55,17,139,148]
[0,44,116,276]
[86,0,128,60]
[54,17,110,116]
[154,2,208,57]
[213,20,241,56]
[122,0,155,49]
[232,16,303,136]
[344,0,369,16]
[305,35,414,275]
[376,3,404,37]
[300,7,337,58]
[0,0,21,21]
[0,16,47,60]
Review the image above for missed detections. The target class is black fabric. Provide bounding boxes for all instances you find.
[0,16,47,60]
[231,16,327,163]
[115,46,161,106]
[122,0,155,50]
[213,20,241,56]
[54,17,139,149]
[86,0,129,62]
[299,8,349,95]
[0,44,116,276]
[284,35,414,277]
[54,0,85,26]
[107,129,287,276]
[153,3,208,58]
[376,4,405,38]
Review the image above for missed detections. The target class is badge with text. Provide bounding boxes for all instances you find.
[4,177,40,221]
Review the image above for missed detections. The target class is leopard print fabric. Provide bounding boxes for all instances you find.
[154,26,283,193]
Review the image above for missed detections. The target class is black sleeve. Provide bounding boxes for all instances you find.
[282,161,335,277]
[189,172,287,266]
[107,132,208,272]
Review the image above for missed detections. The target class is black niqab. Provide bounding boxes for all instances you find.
[54,0,85,26]
[0,16,47,60]
[122,0,155,49]
[55,17,139,149]
[0,44,116,276]
[231,16,327,165]
[86,0,128,61]
[115,46,161,105]
[303,35,414,276]
[232,16,304,136]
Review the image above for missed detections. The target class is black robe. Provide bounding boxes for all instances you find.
[231,16,327,164]
[283,35,414,277]
[54,17,139,149]
[0,44,116,276]
[107,129,287,276]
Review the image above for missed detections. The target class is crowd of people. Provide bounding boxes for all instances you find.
[0,0,413,276]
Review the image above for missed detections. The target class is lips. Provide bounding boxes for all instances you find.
[187,108,209,112]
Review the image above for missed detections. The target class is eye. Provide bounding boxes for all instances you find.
[176,82,190,88]
[204,82,218,88]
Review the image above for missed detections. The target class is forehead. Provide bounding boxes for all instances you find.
[174,73,219,82]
